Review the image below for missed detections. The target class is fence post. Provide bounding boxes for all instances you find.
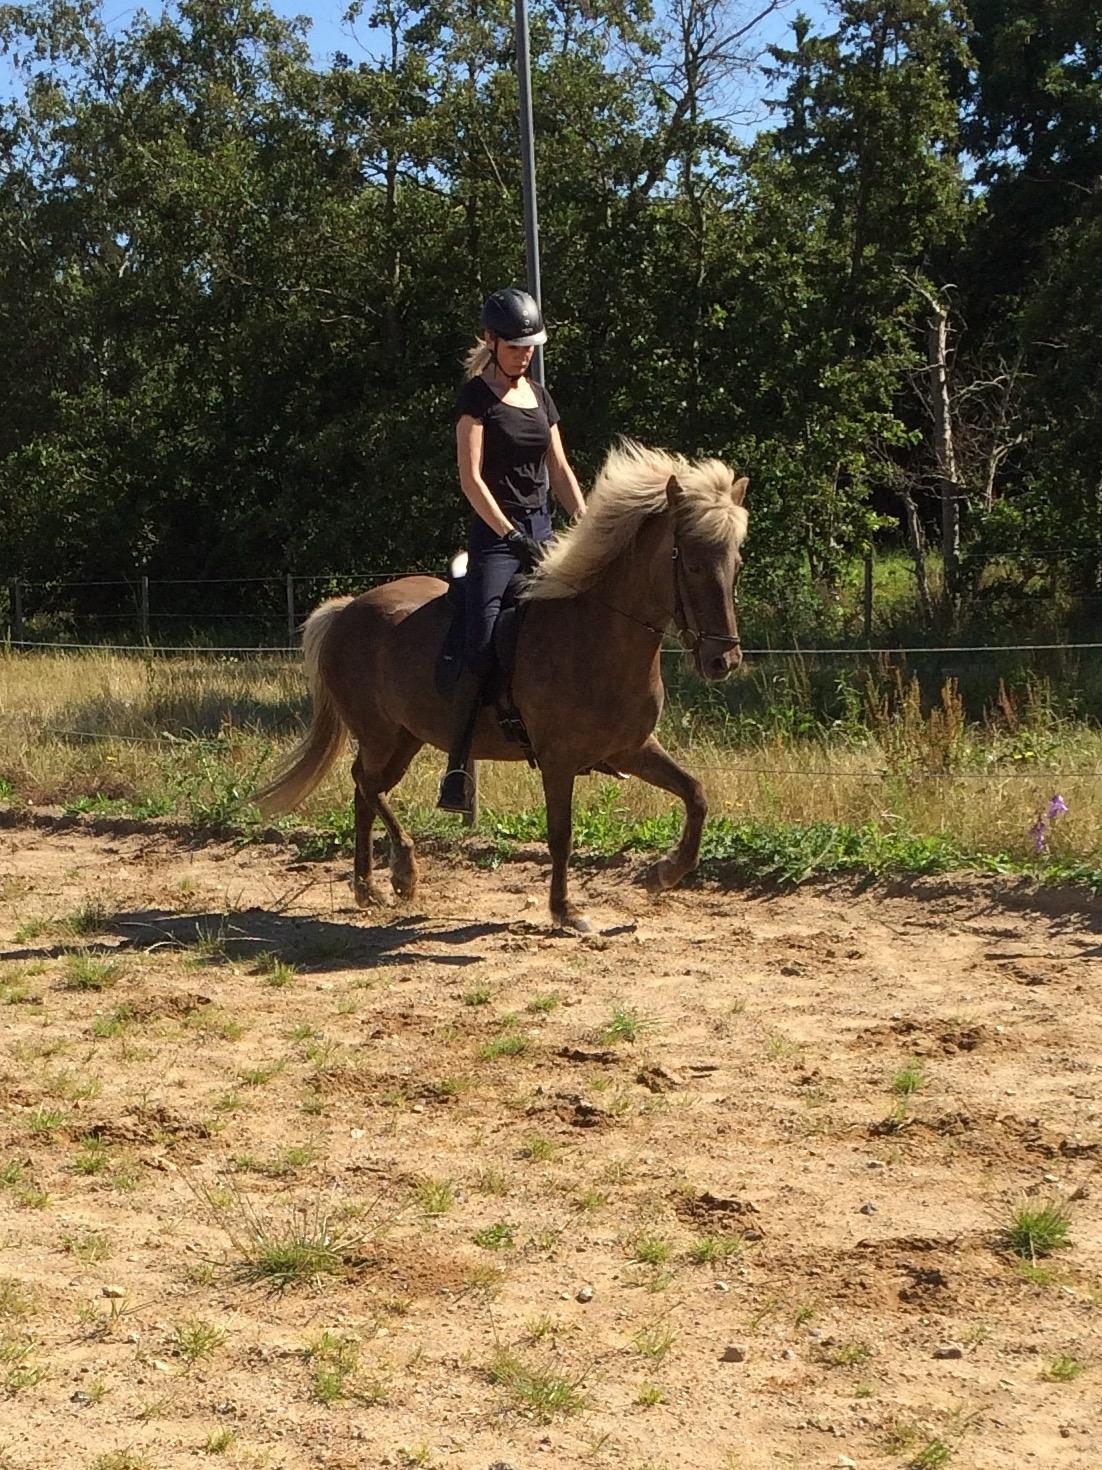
[140,575,150,645]
[9,580,23,645]
[863,552,874,647]
[286,573,296,648]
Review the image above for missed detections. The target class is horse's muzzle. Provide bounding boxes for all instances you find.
[698,642,742,681]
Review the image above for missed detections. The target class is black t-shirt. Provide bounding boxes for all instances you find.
[455,375,560,512]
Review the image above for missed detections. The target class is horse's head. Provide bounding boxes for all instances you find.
[666,472,748,681]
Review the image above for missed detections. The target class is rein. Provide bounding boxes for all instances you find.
[562,528,741,656]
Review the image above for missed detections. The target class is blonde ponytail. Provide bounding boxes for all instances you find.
[463,338,492,379]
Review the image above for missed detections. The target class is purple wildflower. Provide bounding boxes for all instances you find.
[1047,795,1069,821]
[1029,818,1047,854]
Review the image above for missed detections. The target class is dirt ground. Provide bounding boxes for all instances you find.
[0,816,1099,1470]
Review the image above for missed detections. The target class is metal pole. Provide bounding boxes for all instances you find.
[515,0,544,385]
[286,573,296,648]
[9,580,23,644]
[863,552,874,646]
[140,575,150,645]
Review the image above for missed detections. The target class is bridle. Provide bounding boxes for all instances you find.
[572,519,742,662]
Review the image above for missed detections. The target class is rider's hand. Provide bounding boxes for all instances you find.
[506,528,544,569]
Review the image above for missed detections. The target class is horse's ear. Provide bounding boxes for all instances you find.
[731,476,749,506]
[666,475,683,508]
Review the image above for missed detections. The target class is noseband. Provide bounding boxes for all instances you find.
[670,542,742,656]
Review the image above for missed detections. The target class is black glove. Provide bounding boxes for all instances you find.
[506,528,544,569]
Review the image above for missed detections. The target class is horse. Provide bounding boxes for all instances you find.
[255,440,748,932]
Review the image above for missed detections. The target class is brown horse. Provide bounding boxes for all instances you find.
[255,441,748,931]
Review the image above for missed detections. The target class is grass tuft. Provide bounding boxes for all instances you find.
[1001,1199,1072,1259]
[487,1346,586,1421]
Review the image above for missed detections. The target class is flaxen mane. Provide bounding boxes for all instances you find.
[525,439,748,602]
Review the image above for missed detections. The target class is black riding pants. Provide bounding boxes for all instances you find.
[464,508,551,676]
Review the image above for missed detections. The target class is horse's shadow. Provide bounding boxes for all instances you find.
[1,907,504,972]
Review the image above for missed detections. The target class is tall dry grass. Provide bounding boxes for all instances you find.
[1,649,1101,866]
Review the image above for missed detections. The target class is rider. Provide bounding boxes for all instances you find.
[437,287,586,814]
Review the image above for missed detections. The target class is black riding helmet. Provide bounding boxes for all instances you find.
[481,287,547,346]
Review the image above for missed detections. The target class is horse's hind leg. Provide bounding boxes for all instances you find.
[606,735,707,893]
[351,731,422,904]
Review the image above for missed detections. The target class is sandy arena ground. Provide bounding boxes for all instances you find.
[0,815,1099,1469]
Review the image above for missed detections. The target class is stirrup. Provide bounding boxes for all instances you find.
[437,767,475,814]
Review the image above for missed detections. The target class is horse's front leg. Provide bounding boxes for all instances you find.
[541,763,590,933]
[609,735,707,894]
[352,781,387,907]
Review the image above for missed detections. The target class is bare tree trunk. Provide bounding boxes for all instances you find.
[927,302,960,617]
[898,488,934,624]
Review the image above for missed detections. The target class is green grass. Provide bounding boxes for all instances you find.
[1042,1355,1086,1382]
[686,1233,742,1265]
[632,1233,673,1267]
[487,1347,586,1421]
[171,1317,226,1364]
[1001,1199,1072,1259]
[472,1221,515,1251]
[910,1441,953,1469]
[633,1320,676,1361]
[890,1061,926,1098]
[601,1004,654,1045]
[195,1179,367,1290]
[61,953,119,991]
[415,1177,454,1217]
[478,1032,528,1061]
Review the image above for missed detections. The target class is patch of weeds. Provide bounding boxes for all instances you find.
[415,1177,454,1217]
[14,917,50,942]
[522,1136,556,1163]
[686,1233,742,1265]
[0,1281,35,1319]
[185,1007,244,1043]
[213,1090,243,1113]
[233,1145,316,1179]
[28,1106,69,1137]
[478,1032,528,1061]
[635,1382,665,1407]
[71,1137,112,1176]
[238,1058,286,1087]
[462,983,493,1006]
[600,1003,654,1045]
[92,1452,154,1470]
[632,1233,673,1267]
[1015,1260,1058,1286]
[61,953,119,992]
[204,1429,237,1454]
[462,1263,505,1300]
[91,1005,134,1038]
[487,1346,586,1421]
[890,1060,926,1099]
[1,1335,45,1392]
[765,1032,798,1061]
[306,1330,360,1405]
[526,1314,555,1343]
[634,1320,676,1361]
[171,1317,226,1365]
[910,1442,952,1469]
[254,951,297,988]
[794,1303,816,1326]
[824,1339,872,1367]
[1042,1355,1086,1382]
[185,920,232,967]
[0,1160,25,1187]
[60,899,113,937]
[575,1188,607,1212]
[1001,1198,1072,1259]
[526,993,561,1015]
[426,1074,470,1102]
[63,1231,113,1263]
[473,1221,515,1251]
[14,1182,49,1210]
[192,1177,370,1291]
[475,1168,508,1196]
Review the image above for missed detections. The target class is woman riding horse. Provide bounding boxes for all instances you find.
[439,288,586,815]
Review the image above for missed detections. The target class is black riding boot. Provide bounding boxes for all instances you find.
[437,668,485,814]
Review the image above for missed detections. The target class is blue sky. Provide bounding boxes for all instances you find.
[3,2,834,126]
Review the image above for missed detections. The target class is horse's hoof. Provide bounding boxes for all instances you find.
[390,866,419,902]
[552,908,592,934]
[640,858,677,894]
[354,882,390,909]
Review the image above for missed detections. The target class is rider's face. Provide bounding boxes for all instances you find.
[493,338,534,377]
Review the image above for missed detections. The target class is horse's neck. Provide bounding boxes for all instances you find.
[586,512,672,642]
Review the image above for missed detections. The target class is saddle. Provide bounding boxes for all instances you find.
[435,554,537,765]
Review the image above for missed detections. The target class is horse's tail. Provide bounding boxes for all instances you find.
[255,597,353,818]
